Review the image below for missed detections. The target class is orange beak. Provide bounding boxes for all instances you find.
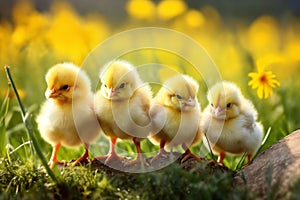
[45,88,58,99]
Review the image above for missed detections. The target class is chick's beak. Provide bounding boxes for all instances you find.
[45,88,58,99]
[214,106,223,116]
[107,88,115,98]
[185,97,195,107]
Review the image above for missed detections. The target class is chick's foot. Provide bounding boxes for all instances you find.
[94,153,125,165]
[181,149,202,163]
[49,160,67,169]
[124,154,149,167]
[150,150,169,163]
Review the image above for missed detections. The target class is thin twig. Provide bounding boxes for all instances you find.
[4,65,60,183]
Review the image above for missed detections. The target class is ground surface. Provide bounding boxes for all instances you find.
[2,132,300,199]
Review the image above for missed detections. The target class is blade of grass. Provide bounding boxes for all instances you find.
[235,127,272,170]
[235,152,247,170]
[4,65,61,183]
[265,163,278,200]
[9,141,32,155]
[262,127,272,146]
[253,127,272,161]
[0,86,10,115]
[0,88,10,157]
[204,133,215,162]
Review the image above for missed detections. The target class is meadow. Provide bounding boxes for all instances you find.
[0,0,300,199]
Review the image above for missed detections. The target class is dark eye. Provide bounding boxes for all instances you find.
[60,85,69,90]
[176,94,182,100]
[227,103,232,108]
[104,84,107,88]
[211,103,214,107]
[119,83,125,89]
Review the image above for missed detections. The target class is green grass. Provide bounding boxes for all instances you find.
[0,157,256,200]
[113,163,253,200]
[0,158,117,200]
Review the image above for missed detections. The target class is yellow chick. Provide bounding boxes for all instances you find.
[94,60,152,165]
[201,81,263,165]
[36,63,101,168]
[149,75,202,162]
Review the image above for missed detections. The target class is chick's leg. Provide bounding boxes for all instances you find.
[217,152,226,164]
[72,143,89,167]
[246,154,252,166]
[104,137,125,164]
[105,137,121,163]
[49,143,63,168]
[181,144,201,163]
[150,140,168,163]
[125,138,148,166]
[94,137,123,164]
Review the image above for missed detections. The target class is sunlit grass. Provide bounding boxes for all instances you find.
[1,156,258,200]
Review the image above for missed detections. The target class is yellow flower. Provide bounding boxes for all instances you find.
[184,9,205,28]
[1,88,25,100]
[248,66,280,99]
[45,2,109,65]
[126,0,156,20]
[246,15,280,57]
[157,0,187,20]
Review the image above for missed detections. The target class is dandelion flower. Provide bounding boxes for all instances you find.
[126,0,156,20]
[185,9,205,28]
[1,88,25,100]
[248,66,280,99]
[157,0,187,20]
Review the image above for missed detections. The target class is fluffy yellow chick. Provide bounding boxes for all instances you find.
[201,81,263,165]
[36,63,101,168]
[94,60,152,165]
[149,75,202,162]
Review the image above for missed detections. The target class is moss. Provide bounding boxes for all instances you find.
[0,157,258,200]
[112,163,255,200]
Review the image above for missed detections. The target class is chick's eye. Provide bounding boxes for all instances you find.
[211,103,214,107]
[60,85,69,90]
[227,103,232,108]
[176,94,182,100]
[119,83,125,89]
[104,84,107,88]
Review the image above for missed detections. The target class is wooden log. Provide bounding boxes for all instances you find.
[234,130,300,199]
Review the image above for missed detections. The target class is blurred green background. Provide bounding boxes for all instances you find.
[0,0,300,169]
